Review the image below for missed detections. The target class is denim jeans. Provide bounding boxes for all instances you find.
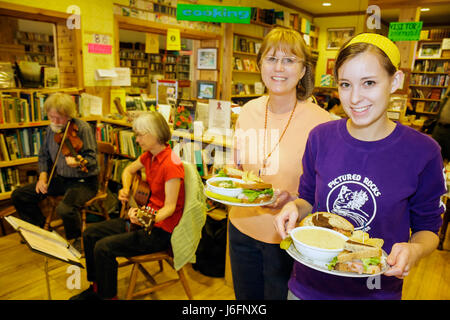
[228,221,293,300]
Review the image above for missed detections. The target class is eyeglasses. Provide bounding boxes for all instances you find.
[263,56,303,66]
[134,131,148,138]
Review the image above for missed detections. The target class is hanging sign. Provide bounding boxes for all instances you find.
[146,33,159,54]
[388,21,423,41]
[177,4,251,24]
[166,28,181,51]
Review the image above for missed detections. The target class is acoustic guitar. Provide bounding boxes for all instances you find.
[124,173,157,235]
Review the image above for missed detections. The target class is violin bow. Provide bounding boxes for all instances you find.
[47,120,72,187]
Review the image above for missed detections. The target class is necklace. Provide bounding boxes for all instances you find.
[260,98,297,176]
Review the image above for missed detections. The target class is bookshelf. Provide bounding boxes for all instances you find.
[231,32,264,104]
[119,42,192,88]
[16,31,55,66]
[119,43,150,88]
[410,41,450,116]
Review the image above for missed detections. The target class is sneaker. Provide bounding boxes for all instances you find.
[69,285,100,300]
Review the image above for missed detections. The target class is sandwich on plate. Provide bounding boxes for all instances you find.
[327,231,385,274]
[208,167,274,204]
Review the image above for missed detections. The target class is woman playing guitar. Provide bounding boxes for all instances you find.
[70,112,186,300]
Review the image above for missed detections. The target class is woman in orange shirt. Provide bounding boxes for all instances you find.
[229,28,331,300]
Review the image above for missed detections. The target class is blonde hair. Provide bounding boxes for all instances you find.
[133,111,171,145]
[44,93,77,118]
[257,27,315,100]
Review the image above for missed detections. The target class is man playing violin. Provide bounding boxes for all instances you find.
[11,93,99,249]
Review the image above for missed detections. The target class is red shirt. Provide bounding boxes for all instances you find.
[139,145,185,233]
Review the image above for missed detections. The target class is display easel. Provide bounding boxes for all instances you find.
[5,216,84,300]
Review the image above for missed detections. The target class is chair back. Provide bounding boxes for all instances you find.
[97,141,116,194]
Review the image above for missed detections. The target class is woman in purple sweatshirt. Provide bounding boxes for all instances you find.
[274,33,447,300]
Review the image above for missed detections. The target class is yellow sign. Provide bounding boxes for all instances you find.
[145,33,159,54]
[166,28,181,51]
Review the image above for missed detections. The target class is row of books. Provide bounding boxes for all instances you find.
[0,128,45,162]
[233,36,262,54]
[232,82,265,96]
[233,57,258,72]
[95,123,142,159]
[410,74,449,87]
[0,167,21,193]
[414,101,440,114]
[0,92,83,124]
[16,31,53,43]
[250,8,276,25]
[420,28,450,40]
[119,49,148,60]
[413,60,449,73]
[120,59,149,68]
[411,87,445,100]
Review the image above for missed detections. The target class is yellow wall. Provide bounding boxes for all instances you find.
[313,14,366,87]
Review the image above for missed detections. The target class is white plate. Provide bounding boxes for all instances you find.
[204,188,276,207]
[286,243,389,278]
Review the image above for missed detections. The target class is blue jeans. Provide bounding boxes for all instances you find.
[228,221,293,300]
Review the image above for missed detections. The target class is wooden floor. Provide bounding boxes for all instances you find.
[0,228,449,300]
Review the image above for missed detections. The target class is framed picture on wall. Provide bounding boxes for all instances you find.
[197,80,217,99]
[418,42,442,58]
[327,27,355,50]
[197,48,217,70]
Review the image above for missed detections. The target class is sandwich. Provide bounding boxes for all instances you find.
[237,182,274,203]
[299,212,354,237]
[327,232,385,274]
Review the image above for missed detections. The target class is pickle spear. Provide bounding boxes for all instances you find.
[205,189,242,203]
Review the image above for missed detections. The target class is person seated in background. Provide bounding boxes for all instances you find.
[70,112,185,300]
[432,87,450,164]
[11,93,99,249]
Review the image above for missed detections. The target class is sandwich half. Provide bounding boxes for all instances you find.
[328,239,384,274]
[300,212,354,237]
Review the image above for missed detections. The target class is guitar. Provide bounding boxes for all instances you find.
[126,173,158,235]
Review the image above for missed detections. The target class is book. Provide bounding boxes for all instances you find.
[174,99,196,132]
[5,216,83,268]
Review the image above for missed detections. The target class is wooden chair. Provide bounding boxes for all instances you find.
[43,141,117,234]
[80,141,116,232]
[119,162,206,300]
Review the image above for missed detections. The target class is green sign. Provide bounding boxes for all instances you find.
[176,4,251,24]
[388,21,423,41]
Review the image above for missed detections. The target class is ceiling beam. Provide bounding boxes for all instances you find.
[369,0,450,9]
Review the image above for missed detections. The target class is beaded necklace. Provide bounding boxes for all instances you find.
[260,98,297,176]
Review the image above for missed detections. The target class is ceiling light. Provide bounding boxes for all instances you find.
[322,2,332,6]
[420,8,430,12]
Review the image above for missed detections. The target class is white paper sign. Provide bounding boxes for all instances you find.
[208,100,231,134]
[111,68,131,86]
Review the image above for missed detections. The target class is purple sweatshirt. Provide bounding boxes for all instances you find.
[289,119,446,300]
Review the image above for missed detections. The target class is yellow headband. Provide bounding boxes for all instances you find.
[345,33,400,69]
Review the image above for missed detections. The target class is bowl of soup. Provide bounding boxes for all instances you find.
[290,226,349,262]
[206,177,244,197]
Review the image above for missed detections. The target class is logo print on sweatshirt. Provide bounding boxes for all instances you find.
[326,174,381,231]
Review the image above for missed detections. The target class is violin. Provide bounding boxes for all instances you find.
[53,120,89,173]
[47,120,89,187]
